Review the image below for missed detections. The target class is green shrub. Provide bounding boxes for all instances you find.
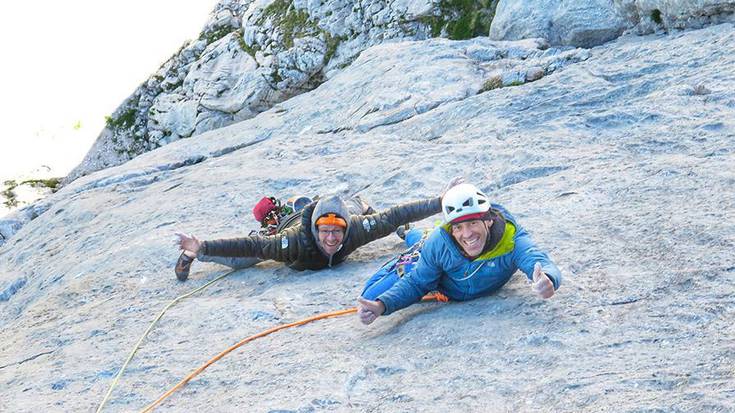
[650,9,662,25]
[480,75,502,92]
[324,33,345,64]
[420,0,498,40]
[2,180,18,208]
[272,69,283,84]
[199,25,236,44]
[259,0,320,49]
[237,30,260,58]
[23,178,61,190]
[105,107,137,130]
[1,178,61,208]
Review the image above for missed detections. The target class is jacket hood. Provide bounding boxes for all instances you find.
[309,195,352,257]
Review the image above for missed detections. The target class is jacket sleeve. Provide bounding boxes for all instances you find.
[199,227,301,263]
[376,234,444,315]
[344,197,441,251]
[511,229,562,290]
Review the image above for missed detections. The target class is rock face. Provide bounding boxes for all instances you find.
[64,0,735,187]
[64,0,500,184]
[490,0,628,48]
[1,21,734,411]
[618,0,735,32]
[490,0,735,46]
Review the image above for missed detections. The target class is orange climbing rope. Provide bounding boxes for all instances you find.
[139,293,448,412]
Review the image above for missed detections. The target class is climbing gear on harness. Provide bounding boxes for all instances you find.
[139,293,449,412]
[388,229,429,277]
[286,195,312,213]
[253,195,313,236]
[252,197,277,222]
[253,197,292,236]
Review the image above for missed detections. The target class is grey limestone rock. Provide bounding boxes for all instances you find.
[490,0,628,48]
[2,22,735,411]
[490,0,735,47]
[617,0,735,33]
[0,276,27,301]
[65,0,735,188]
[63,0,497,185]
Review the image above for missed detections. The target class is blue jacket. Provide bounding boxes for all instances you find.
[377,205,561,315]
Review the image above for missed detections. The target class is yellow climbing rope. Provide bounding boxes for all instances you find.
[96,270,236,413]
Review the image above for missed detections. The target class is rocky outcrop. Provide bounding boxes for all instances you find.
[490,0,735,47]
[1,21,734,411]
[617,0,735,33]
[65,0,735,187]
[64,0,501,184]
[490,0,628,48]
[0,201,51,248]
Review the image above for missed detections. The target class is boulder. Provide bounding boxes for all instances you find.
[617,0,735,33]
[490,0,735,47]
[490,0,628,47]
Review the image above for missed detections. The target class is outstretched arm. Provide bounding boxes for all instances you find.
[376,253,442,314]
[357,260,442,324]
[357,235,444,326]
[345,197,442,250]
[346,177,463,250]
[177,228,301,263]
[175,232,202,257]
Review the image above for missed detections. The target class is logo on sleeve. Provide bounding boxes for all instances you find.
[281,237,288,249]
[363,218,371,231]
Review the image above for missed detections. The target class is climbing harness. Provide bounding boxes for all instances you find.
[387,229,430,277]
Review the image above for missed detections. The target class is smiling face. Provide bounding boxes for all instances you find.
[317,224,345,256]
[450,219,491,258]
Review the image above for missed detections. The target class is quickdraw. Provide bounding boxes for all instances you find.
[255,196,312,236]
[391,229,429,277]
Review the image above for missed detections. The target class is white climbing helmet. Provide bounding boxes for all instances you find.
[442,183,490,224]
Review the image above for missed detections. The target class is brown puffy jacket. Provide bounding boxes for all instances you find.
[200,196,441,271]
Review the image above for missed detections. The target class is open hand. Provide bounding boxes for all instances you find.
[175,232,202,256]
[357,297,385,325]
[532,262,554,299]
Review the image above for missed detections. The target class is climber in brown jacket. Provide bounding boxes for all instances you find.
[174,191,448,280]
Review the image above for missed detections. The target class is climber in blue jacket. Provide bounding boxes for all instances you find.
[357,182,561,325]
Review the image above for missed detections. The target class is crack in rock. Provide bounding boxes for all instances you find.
[495,166,569,188]
[0,276,28,302]
[0,350,55,370]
